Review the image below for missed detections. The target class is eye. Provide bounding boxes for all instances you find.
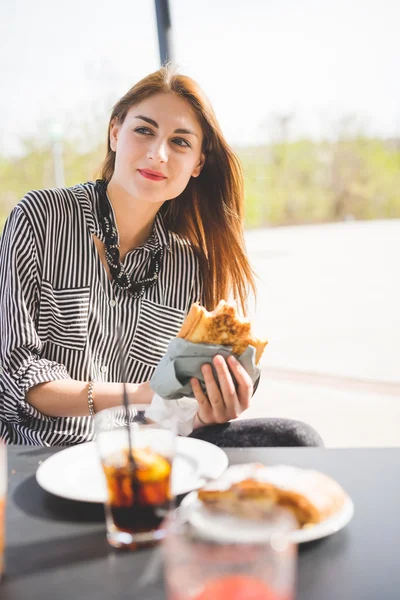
[134,127,153,135]
[172,137,191,148]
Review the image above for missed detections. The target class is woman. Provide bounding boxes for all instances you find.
[0,65,322,447]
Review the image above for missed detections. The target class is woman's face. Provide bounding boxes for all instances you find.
[109,92,205,205]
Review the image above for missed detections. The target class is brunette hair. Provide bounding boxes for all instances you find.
[100,65,256,314]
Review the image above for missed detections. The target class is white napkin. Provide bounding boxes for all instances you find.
[144,393,198,436]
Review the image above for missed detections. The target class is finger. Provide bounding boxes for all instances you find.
[227,355,253,411]
[191,377,210,406]
[191,378,213,424]
[212,355,240,420]
[201,363,226,423]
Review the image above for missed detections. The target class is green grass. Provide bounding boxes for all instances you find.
[1,136,400,232]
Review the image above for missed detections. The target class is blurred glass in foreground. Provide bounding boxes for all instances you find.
[163,505,297,600]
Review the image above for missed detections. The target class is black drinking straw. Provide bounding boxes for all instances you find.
[116,325,136,471]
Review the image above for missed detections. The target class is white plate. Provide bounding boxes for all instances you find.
[36,438,228,502]
[181,491,354,545]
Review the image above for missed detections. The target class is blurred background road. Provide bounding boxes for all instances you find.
[244,219,400,447]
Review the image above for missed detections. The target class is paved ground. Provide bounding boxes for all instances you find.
[242,219,400,447]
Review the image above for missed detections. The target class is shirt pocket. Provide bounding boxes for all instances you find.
[37,280,91,351]
[130,298,185,367]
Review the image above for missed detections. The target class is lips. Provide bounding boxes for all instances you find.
[138,169,167,182]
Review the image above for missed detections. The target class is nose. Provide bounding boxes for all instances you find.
[147,138,168,163]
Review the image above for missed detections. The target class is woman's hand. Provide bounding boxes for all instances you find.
[191,354,253,427]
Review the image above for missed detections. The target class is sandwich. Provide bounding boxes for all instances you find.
[197,463,348,528]
[177,300,268,364]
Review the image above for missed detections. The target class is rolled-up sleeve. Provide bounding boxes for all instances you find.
[0,206,71,427]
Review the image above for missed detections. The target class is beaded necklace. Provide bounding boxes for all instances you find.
[95,179,164,299]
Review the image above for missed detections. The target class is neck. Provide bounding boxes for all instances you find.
[106,179,164,256]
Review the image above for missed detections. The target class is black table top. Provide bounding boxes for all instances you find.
[2,445,400,600]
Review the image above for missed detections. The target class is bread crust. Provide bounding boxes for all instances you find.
[177,301,268,364]
[177,303,207,340]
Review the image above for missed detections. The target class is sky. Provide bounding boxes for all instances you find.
[1,0,400,156]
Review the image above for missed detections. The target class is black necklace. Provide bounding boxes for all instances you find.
[95,179,164,298]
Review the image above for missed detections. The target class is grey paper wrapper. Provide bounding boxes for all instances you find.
[150,338,260,400]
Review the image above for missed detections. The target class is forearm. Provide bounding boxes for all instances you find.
[26,379,153,418]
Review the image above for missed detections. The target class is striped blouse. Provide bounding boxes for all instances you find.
[0,182,202,446]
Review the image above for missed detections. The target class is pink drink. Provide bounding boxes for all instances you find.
[169,574,293,599]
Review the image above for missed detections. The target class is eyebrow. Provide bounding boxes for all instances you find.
[134,115,198,137]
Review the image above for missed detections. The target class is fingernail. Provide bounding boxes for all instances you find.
[229,355,238,364]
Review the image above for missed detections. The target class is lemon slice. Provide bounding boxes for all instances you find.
[134,447,171,482]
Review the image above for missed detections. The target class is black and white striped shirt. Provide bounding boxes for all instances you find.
[0,182,201,446]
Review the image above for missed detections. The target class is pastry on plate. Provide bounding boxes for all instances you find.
[177,300,268,364]
[197,463,348,528]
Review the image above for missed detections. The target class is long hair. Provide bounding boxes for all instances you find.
[100,65,256,314]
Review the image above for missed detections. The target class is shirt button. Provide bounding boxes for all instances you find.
[109,299,116,307]
[100,365,108,373]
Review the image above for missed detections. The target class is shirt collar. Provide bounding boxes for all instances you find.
[152,211,171,251]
